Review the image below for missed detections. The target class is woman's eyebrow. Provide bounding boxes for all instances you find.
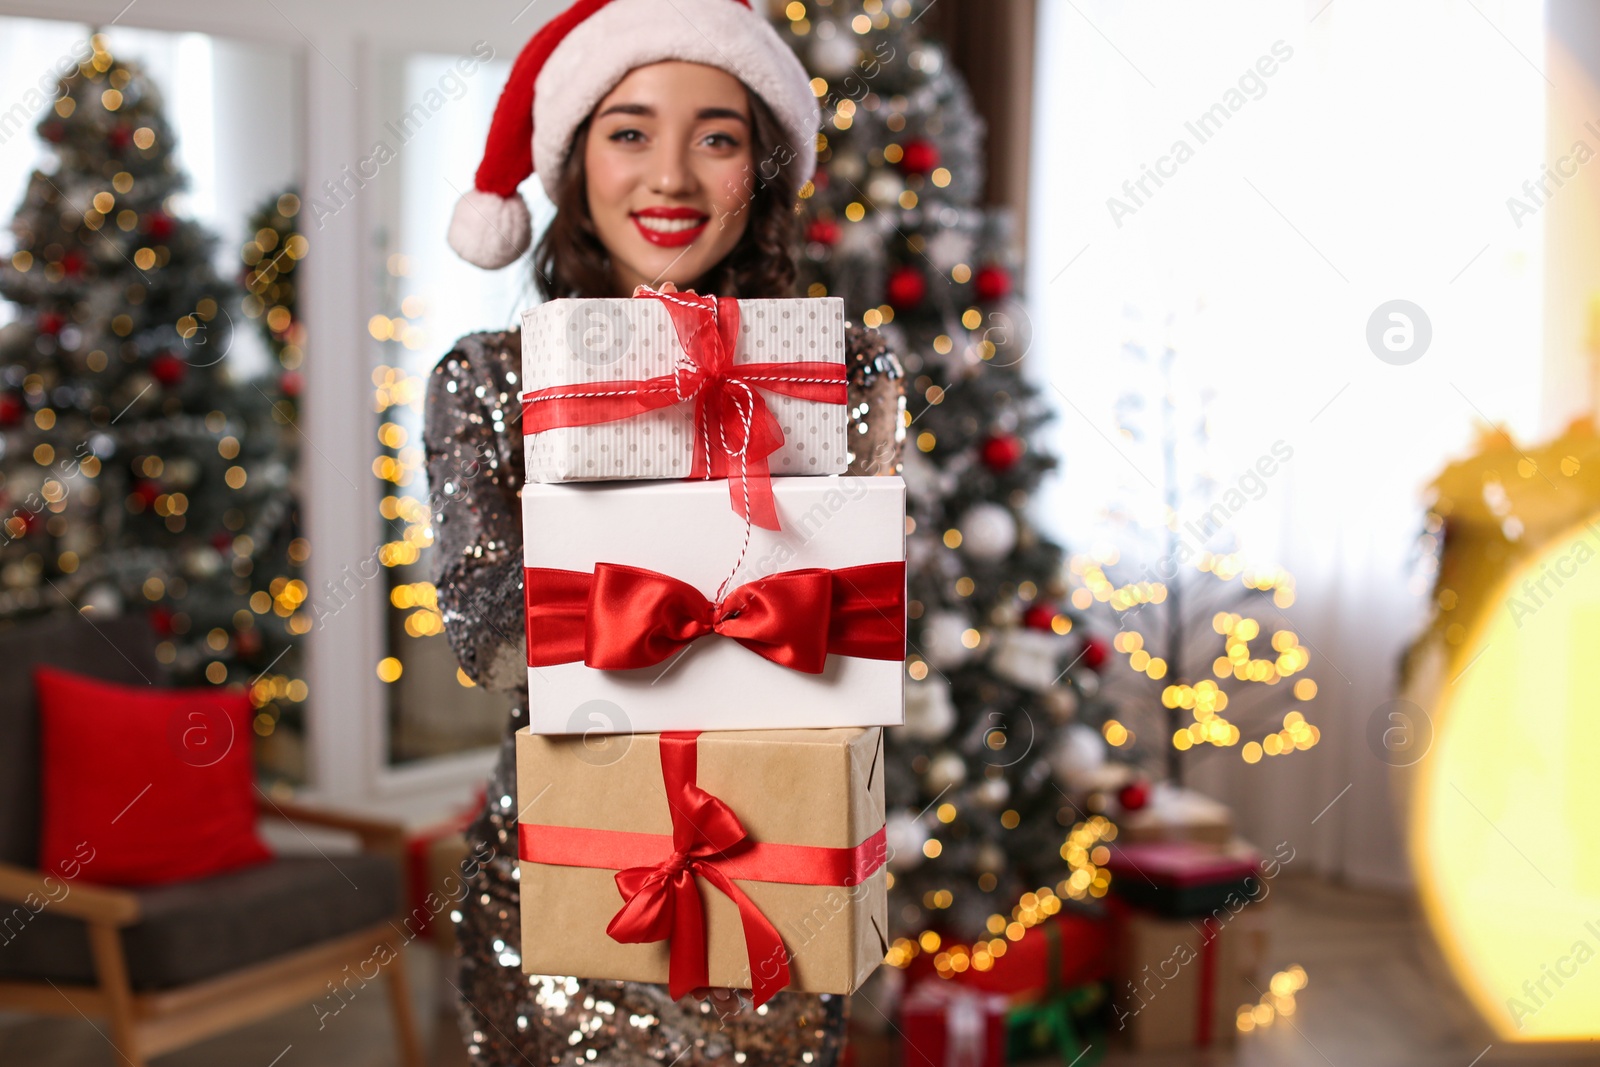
[595,102,750,126]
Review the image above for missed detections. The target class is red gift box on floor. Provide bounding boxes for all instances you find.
[900,981,1008,1067]
[905,910,1112,997]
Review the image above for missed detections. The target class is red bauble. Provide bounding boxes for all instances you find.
[886,265,927,310]
[108,125,131,151]
[60,252,85,277]
[812,169,830,191]
[279,371,304,398]
[0,395,22,428]
[133,480,162,506]
[1118,780,1150,812]
[37,312,64,336]
[145,212,175,241]
[1023,605,1059,632]
[150,353,187,386]
[234,629,263,657]
[806,218,841,247]
[211,531,234,551]
[899,139,940,176]
[148,607,174,637]
[981,433,1024,472]
[1081,636,1110,672]
[974,264,1013,303]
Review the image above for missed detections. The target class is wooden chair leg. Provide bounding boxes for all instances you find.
[384,940,426,1067]
[86,921,147,1067]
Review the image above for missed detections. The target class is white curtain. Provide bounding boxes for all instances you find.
[1027,0,1546,886]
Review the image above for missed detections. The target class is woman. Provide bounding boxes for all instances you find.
[424,2,903,1063]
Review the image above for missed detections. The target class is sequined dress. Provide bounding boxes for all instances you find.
[424,324,903,1067]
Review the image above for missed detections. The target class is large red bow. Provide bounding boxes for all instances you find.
[604,733,790,1004]
[524,561,906,673]
[520,290,847,531]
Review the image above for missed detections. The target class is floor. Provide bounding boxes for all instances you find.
[3,879,1598,1067]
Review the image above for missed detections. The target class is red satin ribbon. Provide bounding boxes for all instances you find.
[520,291,848,531]
[518,732,888,1006]
[523,560,906,673]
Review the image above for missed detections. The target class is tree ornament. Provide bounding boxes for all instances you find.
[956,503,1017,562]
[974,264,1013,303]
[150,353,187,386]
[900,677,956,741]
[972,776,1010,810]
[990,629,1065,691]
[132,480,162,506]
[925,750,968,793]
[899,138,940,176]
[0,395,22,428]
[1118,779,1151,812]
[280,370,304,398]
[981,433,1025,473]
[920,610,976,669]
[108,125,131,152]
[886,811,929,872]
[1041,685,1080,723]
[806,218,841,247]
[148,606,174,636]
[1022,604,1058,632]
[144,211,175,241]
[234,628,263,657]
[1048,724,1107,789]
[810,32,861,78]
[60,252,85,278]
[886,265,926,311]
[1081,635,1110,672]
[925,227,976,273]
[37,312,63,336]
[866,168,906,206]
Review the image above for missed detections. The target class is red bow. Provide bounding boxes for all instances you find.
[520,290,847,531]
[603,733,791,1004]
[520,733,889,1004]
[524,561,906,673]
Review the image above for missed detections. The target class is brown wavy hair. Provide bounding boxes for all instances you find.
[531,83,803,302]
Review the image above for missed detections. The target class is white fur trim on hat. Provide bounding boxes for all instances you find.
[448,188,534,270]
[532,0,820,204]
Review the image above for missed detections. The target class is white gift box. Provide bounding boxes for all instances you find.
[521,477,905,734]
[519,297,849,483]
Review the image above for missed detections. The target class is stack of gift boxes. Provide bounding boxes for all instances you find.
[512,290,903,1005]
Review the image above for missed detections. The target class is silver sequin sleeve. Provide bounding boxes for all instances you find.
[424,329,530,693]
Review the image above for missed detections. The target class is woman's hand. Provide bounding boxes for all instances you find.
[632,280,682,297]
[692,986,745,1021]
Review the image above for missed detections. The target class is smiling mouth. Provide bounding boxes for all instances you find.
[632,212,710,247]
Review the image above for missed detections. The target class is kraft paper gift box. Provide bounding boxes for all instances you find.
[519,295,849,484]
[1110,902,1249,1052]
[521,476,906,735]
[516,727,888,1000]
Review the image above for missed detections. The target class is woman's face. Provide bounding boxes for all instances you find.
[583,61,757,296]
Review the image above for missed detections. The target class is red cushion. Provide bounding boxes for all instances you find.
[35,667,272,886]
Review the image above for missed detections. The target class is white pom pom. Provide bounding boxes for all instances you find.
[447,189,532,270]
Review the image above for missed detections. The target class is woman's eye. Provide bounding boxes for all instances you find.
[704,132,740,149]
[609,129,644,143]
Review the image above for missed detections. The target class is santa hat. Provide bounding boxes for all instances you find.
[447,0,820,270]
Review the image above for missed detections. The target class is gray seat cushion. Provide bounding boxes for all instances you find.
[0,614,164,868]
[0,854,401,991]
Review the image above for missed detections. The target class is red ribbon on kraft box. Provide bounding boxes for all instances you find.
[518,731,887,1006]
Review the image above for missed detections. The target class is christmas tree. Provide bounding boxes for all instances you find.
[780,0,1119,973]
[0,37,306,775]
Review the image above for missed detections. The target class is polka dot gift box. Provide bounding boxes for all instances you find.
[519,293,850,491]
